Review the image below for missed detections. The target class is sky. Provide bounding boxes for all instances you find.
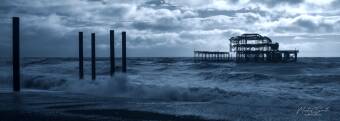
[1,0,340,57]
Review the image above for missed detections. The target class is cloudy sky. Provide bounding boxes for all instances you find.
[1,0,340,57]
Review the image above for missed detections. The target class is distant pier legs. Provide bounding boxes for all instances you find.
[79,32,84,80]
[12,17,20,92]
[91,33,96,80]
[122,32,127,73]
[194,51,230,62]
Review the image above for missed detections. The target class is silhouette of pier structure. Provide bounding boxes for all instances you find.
[78,32,84,80]
[91,33,96,80]
[122,32,127,73]
[194,34,299,63]
[230,34,298,63]
[194,51,230,62]
[12,17,20,92]
[110,30,115,76]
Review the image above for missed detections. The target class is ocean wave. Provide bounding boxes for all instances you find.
[23,75,68,90]
[198,71,272,82]
[1,57,340,103]
[4,72,248,102]
[285,74,340,84]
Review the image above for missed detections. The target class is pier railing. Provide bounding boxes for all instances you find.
[194,51,231,62]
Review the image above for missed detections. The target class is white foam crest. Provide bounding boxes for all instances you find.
[49,73,242,102]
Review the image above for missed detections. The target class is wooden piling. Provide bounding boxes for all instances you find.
[79,32,84,79]
[12,17,20,92]
[110,30,115,76]
[91,33,96,80]
[122,32,127,73]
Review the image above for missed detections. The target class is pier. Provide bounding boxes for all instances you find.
[230,34,298,63]
[194,34,298,63]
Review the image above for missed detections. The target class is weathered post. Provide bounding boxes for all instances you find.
[79,32,84,79]
[122,32,127,73]
[91,33,96,80]
[110,30,115,76]
[12,17,20,92]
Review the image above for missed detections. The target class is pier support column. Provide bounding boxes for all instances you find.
[228,54,230,61]
[110,30,115,76]
[223,54,225,61]
[216,54,219,62]
[196,52,198,62]
[206,54,209,61]
[236,53,239,62]
[91,33,96,80]
[79,32,84,79]
[227,54,230,61]
[12,17,20,92]
[202,53,204,61]
[122,32,127,73]
[225,54,227,61]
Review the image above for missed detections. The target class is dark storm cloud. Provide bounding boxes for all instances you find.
[0,0,339,57]
[142,0,178,10]
[145,0,166,6]
[275,16,338,33]
[254,0,304,7]
[226,0,304,7]
[293,19,333,33]
[197,7,269,18]
[131,18,183,32]
[331,0,340,8]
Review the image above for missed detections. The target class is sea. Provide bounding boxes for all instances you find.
[0,57,340,120]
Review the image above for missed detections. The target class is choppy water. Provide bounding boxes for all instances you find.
[1,57,340,120]
[1,57,340,100]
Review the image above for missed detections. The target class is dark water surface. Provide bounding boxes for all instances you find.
[0,57,340,120]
